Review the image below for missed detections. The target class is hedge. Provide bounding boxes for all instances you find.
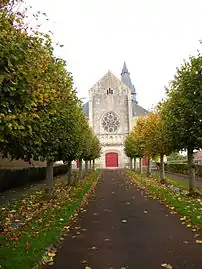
[0,165,68,192]
[155,163,202,177]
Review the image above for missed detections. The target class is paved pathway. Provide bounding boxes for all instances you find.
[44,170,202,269]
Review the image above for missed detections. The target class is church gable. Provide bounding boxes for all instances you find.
[83,63,149,119]
[89,70,130,95]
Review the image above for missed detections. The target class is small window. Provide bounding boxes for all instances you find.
[108,88,113,94]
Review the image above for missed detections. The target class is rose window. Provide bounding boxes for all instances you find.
[102,111,120,132]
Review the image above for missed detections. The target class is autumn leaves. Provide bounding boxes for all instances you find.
[0,2,101,190]
[125,53,202,195]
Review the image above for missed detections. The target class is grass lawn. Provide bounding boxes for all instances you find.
[126,170,202,232]
[0,170,100,269]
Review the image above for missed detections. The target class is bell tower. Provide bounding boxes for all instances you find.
[121,62,137,104]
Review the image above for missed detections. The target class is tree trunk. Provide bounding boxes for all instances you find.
[85,160,88,176]
[133,158,136,172]
[67,160,72,185]
[46,160,54,192]
[160,154,165,184]
[187,147,196,195]
[130,157,133,169]
[93,159,95,171]
[147,156,151,177]
[139,157,142,174]
[79,159,82,180]
[89,160,92,170]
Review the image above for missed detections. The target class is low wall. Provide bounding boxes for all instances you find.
[0,165,68,192]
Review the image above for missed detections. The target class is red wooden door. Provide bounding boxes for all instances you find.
[105,152,118,167]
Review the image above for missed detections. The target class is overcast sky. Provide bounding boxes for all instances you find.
[27,0,202,110]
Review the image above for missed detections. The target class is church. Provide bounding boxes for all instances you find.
[83,63,148,169]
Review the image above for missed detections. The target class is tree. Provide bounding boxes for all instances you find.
[139,111,172,182]
[0,5,87,192]
[0,8,61,157]
[161,55,202,194]
[125,118,146,174]
[124,133,140,171]
[78,126,101,176]
[89,136,101,171]
[131,117,147,174]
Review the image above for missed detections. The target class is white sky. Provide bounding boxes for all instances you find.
[27,0,202,109]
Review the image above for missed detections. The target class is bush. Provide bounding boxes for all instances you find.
[166,163,188,175]
[0,165,68,192]
[163,163,202,177]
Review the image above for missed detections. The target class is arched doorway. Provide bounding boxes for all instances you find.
[105,152,118,167]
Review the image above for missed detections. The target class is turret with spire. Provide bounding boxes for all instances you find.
[121,62,137,104]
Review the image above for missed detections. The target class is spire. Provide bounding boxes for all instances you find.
[121,62,129,75]
[121,62,137,104]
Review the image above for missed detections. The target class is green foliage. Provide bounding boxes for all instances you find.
[124,117,146,160]
[0,7,65,160]
[124,133,142,159]
[161,55,202,152]
[0,3,99,184]
[167,152,187,162]
[90,135,101,160]
[0,165,68,191]
[81,128,101,161]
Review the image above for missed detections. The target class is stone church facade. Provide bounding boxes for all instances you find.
[83,63,148,169]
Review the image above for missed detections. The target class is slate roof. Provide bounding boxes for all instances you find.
[121,62,137,103]
[132,102,148,117]
[83,101,89,117]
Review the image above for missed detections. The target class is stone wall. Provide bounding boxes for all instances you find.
[89,71,132,168]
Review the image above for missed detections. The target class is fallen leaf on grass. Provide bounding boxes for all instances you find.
[85,266,92,269]
[48,252,56,257]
